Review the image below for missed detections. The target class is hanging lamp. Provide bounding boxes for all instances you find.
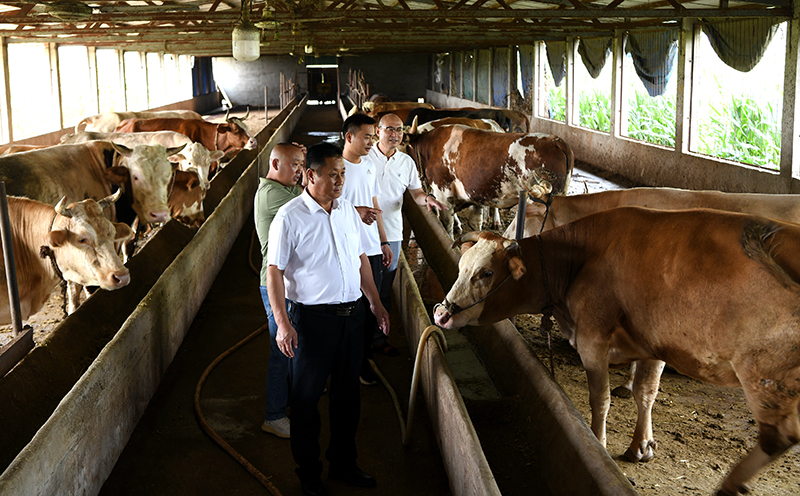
[232,0,260,62]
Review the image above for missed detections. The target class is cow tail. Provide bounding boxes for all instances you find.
[554,137,574,194]
[742,220,800,291]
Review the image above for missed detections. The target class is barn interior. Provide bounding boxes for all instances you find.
[0,0,797,495]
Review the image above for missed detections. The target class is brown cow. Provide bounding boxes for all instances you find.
[405,107,530,133]
[504,185,800,399]
[0,192,133,321]
[115,116,256,171]
[168,169,206,228]
[434,209,800,496]
[75,110,203,133]
[405,125,573,235]
[416,117,505,133]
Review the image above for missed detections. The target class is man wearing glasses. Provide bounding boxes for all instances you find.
[368,113,448,357]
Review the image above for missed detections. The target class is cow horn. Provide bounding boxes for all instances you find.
[54,196,72,218]
[502,239,519,251]
[98,189,122,210]
[410,116,418,135]
[450,231,481,250]
[224,108,230,121]
[243,106,250,120]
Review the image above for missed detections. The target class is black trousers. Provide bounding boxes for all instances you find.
[288,301,365,480]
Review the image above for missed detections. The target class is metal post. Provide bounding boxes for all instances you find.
[515,190,527,241]
[0,182,21,335]
[264,85,268,121]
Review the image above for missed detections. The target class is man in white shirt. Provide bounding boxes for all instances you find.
[267,142,389,496]
[368,113,448,355]
[339,113,391,385]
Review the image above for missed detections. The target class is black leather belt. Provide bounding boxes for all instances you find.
[296,301,360,316]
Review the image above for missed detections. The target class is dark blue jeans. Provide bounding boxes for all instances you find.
[259,286,291,421]
[289,301,364,480]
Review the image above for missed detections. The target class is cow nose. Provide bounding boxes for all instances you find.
[109,270,130,288]
[433,302,451,326]
[246,138,257,149]
[149,210,170,223]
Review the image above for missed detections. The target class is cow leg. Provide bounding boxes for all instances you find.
[439,208,456,237]
[66,282,82,314]
[625,359,665,462]
[717,374,800,495]
[492,207,502,229]
[465,206,483,231]
[611,362,636,399]
[577,341,611,447]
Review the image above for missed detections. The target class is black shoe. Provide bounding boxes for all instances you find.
[298,476,327,496]
[328,465,377,488]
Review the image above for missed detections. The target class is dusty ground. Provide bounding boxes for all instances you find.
[515,313,800,495]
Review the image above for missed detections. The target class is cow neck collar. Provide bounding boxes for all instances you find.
[529,194,553,234]
[39,215,68,316]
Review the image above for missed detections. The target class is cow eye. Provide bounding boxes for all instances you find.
[132,175,139,181]
[78,237,89,245]
[481,270,493,278]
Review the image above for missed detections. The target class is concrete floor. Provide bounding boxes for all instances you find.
[100,104,452,496]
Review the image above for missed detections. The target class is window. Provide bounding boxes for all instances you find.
[8,43,58,140]
[97,49,125,112]
[146,52,166,108]
[690,21,785,170]
[124,51,148,112]
[620,45,677,147]
[537,42,565,122]
[59,46,95,128]
[573,39,612,133]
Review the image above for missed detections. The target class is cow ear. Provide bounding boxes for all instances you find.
[105,166,130,185]
[114,223,135,242]
[210,150,225,161]
[168,154,185,163]
[187,175,200,190]
[508,255,526,280]
[460,241,474,253]
[47,229,68,248]
[110,142,132,157]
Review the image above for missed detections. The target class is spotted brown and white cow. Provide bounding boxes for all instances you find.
[168,169,207,228]
[434,208,800,496]
[415,117,505,134]
[61,131,222,190]
[0,140,184,226]
[75,109,203,133]
[405,124,573,235]
[0,192,133,321]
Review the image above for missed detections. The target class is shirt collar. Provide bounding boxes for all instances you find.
[301,188,340,213]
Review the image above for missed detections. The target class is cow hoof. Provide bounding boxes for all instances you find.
[624,440,656,463]
[716,482,751,496]
[611,385,632,399]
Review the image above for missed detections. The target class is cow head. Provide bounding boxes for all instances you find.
[107,142,185,223]
[47,191,133,290]
[222,108,257,150]
[168,170,206,228]
[167,142,223,190]
[502,172,555,238]
[433,232,527,329]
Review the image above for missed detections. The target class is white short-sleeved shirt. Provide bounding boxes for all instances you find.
[267,190,365,305]
[369,146,422,242]
[340,156,381,256]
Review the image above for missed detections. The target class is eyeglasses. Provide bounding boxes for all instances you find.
[380,126,404,134]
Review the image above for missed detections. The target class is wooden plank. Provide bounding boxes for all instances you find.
[0,326,33,377]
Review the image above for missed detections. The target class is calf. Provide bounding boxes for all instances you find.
[75,109,203,133]
[168,169,206,227]
[1,192,133,321]
[434,209,800,496]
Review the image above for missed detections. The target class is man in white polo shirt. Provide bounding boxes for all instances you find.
[267,142,389,496]
[339,113,391,386]
[368,113,447,355]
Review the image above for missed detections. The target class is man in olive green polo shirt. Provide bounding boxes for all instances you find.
[255,142,305,439]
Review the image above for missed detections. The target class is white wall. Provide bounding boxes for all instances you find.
[213,55,307,107]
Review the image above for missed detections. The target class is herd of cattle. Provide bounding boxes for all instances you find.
[361,98,800,494]
[0,108,257,326]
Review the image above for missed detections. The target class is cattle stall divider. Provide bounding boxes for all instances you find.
[0,97,308,495]
[402,191,638,495]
